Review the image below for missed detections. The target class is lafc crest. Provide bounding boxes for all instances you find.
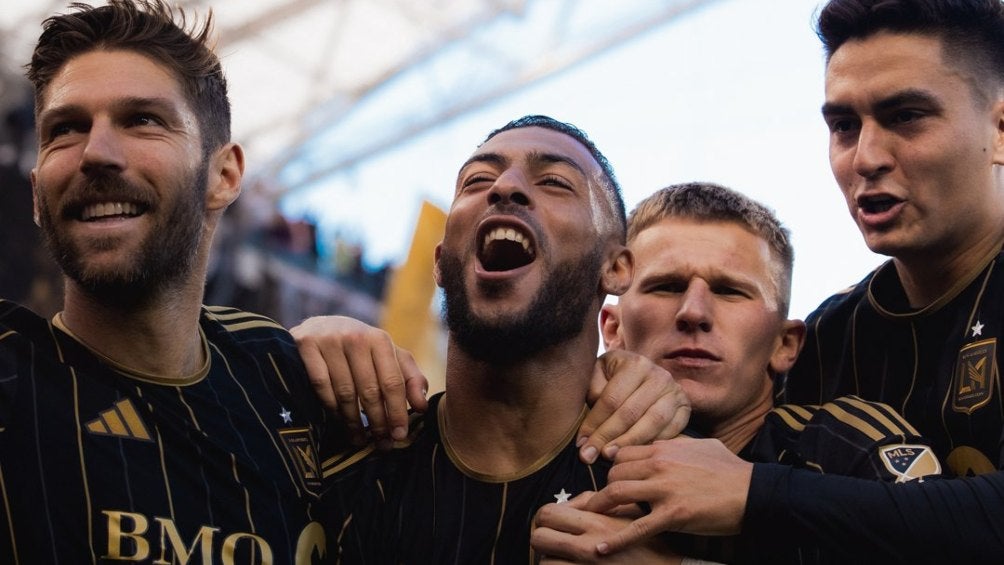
[879,444,941,482]
[279,427,322,495]
[952,338,997,414]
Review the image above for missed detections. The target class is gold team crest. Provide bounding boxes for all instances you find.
[279,427,322,495]
[879,444,942,482]
[952,338,997,414]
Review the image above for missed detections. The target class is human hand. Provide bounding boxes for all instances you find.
[577,349,691,464]
[532,491,679,564]
[582,437,753,555]
[291,315,429,446]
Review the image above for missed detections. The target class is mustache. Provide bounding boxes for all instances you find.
[59,172,155,219]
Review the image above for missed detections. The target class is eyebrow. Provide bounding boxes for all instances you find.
[38,96,182,125]
[821,88,943,117]
[457,149,587,177]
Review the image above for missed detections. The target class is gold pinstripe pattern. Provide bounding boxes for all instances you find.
[69,369,99,564]
[210,341,306,500]
[0,462,18,565]
[269,353,291,396]
[490,483,508,565]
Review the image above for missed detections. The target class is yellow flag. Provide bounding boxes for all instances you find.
[380,201,447,393]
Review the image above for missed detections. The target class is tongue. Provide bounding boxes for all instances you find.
[481,239,533,271]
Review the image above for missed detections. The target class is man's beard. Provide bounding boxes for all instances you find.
[438,244,604,365]
[38,159,209,306]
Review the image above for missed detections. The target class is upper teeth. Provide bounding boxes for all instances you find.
[82,202,139,221]
[484,226,532,254]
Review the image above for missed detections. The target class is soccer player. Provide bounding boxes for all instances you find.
[577,1,1004,562]
[531,182,941,564]
[0,2,340,562]
[319,114,643,563]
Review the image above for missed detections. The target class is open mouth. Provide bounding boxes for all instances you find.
[858,194,902,214]
[79,201,146,222]
[478,225,536,272]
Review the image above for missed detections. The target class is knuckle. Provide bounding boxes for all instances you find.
[358,383,382,403]
[334,384,357,404]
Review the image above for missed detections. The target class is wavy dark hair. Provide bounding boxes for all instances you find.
[27,0,230,155]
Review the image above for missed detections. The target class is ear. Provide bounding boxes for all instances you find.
[600,245,633,296]
[599,303,626,350]
[768,319,806,375]
[433,242,444,288]
[992,96,1004,166]
[30,169,40,227]
[205,142,244,211]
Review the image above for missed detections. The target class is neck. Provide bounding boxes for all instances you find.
[702,382,773,454]
[59,261,209,380]
[894,224,1004,308]
[440,328,598,476]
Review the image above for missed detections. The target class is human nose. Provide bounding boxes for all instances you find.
[675,281,713,333]
[852,121,893,180]
[487,168,531,207]
[80,119,126,174]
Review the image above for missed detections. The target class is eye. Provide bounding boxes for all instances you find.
[827,117,858,134]
[892,109,923,124]
[47,121,84,139]
[127,113,163,127]
[711,285,750,299]
[460,173,495,191]
[539,175,572,190]
[648,281,687,294]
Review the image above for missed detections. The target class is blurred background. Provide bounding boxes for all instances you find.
[0,0,883,389]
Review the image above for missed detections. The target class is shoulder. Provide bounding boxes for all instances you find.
[803,267,878,328]
[323,397,435,481]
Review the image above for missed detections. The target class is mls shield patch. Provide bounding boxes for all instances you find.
[880,444,942,482]
[279,427,323,495]
[952,338,997,415]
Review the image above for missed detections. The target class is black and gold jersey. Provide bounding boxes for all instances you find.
[785,250,1004,476]
[746,395,941,482]
[0,300,338,564]
[324,392,610,565]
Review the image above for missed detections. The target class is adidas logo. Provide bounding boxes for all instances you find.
[86,398,153,441]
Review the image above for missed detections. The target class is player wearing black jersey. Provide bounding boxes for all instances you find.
[570,2,1004,563]
[318,114,665,564]
[532,183,941,564]
[0,2,345,562]
[0,301,337,562]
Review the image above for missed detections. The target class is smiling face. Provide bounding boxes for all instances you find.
[602,218,802,432]
[435,126,626,363]
[31,49,221,303]
[823,31,1004,264]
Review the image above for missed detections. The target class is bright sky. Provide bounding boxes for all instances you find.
[282,0,884,321]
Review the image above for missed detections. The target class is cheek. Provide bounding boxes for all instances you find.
[620,299,673,352]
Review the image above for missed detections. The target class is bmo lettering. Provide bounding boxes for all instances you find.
[102,510,325,564]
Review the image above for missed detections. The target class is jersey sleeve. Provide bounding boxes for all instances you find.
[765,395,942,482]
[743,464,1004,563]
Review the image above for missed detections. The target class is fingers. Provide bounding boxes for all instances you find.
[291,315,424,448]
[398,347,429,414]
[578,351,691,463]
[596,515,659,556]
[531,504,604,562]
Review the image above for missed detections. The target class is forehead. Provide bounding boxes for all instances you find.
[825,32,970,101]
[631,218,773,277]
[40,49,187,112]
[465,126,601,176]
